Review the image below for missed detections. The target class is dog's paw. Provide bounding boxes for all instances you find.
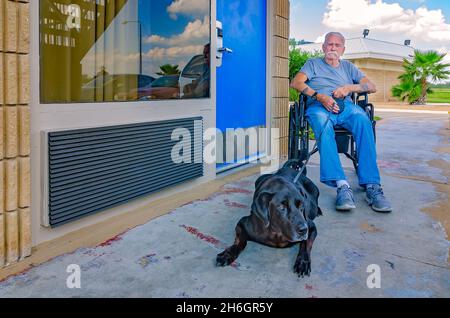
[216,249,236,267]
[293,253,311,277]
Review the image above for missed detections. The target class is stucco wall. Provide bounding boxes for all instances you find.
[0,0,31,267]
[352,58,403,103]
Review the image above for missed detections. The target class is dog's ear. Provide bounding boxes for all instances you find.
[308,205,323,220]
[317,206,323,216]
[253,191,275,228]
[254,174,272,191]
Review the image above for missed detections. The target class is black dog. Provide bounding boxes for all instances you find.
[216,162,322,277]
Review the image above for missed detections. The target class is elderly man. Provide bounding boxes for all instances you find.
[290,32,392,213]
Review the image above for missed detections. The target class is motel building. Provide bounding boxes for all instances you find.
[0,0,292,269]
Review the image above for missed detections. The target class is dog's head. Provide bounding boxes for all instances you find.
[253,187,309,242]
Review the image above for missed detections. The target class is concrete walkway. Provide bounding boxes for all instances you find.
[375,102,450,113]
[0,112,449,298]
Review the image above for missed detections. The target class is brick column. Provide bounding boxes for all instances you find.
[1,0,30,267]
[271,0,290,158]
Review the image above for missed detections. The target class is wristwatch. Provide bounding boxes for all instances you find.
[311,92,318,100]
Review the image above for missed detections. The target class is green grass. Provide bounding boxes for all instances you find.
[428,88,450,103]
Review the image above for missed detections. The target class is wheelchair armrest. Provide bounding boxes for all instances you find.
[352,92,369,104]
[297,93,308,129]
[298,93,308,106]
[354,92,375,121]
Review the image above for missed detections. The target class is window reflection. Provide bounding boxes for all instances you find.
[40,0,211,103]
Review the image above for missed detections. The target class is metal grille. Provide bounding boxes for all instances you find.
[45,117,203,227]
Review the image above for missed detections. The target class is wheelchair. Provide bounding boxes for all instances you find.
[288,92,376,171]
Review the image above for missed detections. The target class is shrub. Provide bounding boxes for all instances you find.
[289,49,323,101]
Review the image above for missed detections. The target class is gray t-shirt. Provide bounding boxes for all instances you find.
[300,58,365,104]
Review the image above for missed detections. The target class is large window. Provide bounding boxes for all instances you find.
[39,0,211,103]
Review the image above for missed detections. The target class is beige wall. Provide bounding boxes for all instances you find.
[272,0,290,158]
[351,58,403,103]
[0,0,31,267]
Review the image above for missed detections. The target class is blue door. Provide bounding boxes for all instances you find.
[216,0,267,171]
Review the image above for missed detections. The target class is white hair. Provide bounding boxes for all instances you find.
[324,32,346,45]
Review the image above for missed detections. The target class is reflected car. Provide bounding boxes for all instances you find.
[123,74,156,100]
[80,74,155,101]
[179,54,209,98]
[138,75,180,100]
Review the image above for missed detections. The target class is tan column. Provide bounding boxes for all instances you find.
[1,0,31,268]
[271,0,290,158]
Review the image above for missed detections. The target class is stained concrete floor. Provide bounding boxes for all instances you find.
[0,111,449,298]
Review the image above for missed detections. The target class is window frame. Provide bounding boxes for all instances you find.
[37,0,213,105]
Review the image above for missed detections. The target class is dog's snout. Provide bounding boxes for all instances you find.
[295,222,309,242]
[297,222,308,235]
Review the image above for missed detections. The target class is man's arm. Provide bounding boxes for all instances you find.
[350,77,377,94]
[290,72,315,96]
[333,77,377,98]
[290,72,340,113]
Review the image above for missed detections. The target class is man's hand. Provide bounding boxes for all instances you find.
[332,78,377,97]
[332,85,351,99]
[317,94,340,113]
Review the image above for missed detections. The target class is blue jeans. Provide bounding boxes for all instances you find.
[306,100,381,188]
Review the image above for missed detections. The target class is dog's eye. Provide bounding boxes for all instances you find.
[279,200,289,210]
[295,199,302,209]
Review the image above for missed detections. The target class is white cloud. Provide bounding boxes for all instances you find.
[145,45,204,60]
[315,33,326,43]
[144,16,210,47]
[437,46,450,70]
[82,51,142,76]
[167,0,209,20]
[437,47,450,63]
[143,45,204,77]
[323,0,450,43]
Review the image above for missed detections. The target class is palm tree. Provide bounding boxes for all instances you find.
[157,64,181,76]
[289,38,298,51]
[391,79,422,104]
[392,50,450,104]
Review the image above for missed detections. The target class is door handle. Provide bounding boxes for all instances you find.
[218,47,233,54]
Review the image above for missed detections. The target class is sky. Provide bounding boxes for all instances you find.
[138,0,210,76]
[290,0,450,66]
